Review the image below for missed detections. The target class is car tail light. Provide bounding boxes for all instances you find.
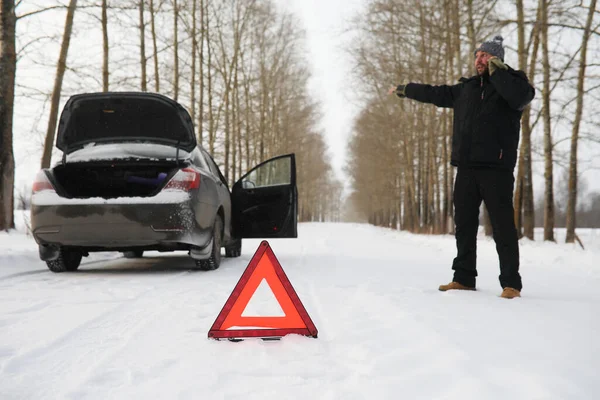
[32,170,56,194]
[163,168,201,191]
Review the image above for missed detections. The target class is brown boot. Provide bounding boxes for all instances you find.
[500,287,521,299]
[438,282,476,292]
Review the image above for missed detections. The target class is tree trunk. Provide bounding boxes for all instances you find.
[541,0,555,242]
[224,82,230,182]
[244,69,251,171]
[197,0,204,145]
[0,0,17,230]
[565,0,596,243]
[466,0,476,55]
[173,0,179,100]
[521,108,535,240]
[522,1,542,240]
[522,0,541,241]
[448,0,463,235]
[236,63,243,179]
[190,0,197,122]
[101,0,109,92]
[139,0,147,91]
[232,55,239,183]
[442,109,449,233]
[40,0,78,169]
[150,0,160,92]
[513,0,526,237]
[206,3,214,153]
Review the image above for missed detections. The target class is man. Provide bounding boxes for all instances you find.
[388,35,535,299]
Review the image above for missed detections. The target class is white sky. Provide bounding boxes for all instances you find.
[277,0,365,191]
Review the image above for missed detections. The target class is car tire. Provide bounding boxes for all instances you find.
[195,215,223,271]
[46,248,82,273]
[225,238,242,258]
[123,250,144,258]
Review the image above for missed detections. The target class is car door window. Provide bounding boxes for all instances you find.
[231,154,297,238]
[241,157,291,189]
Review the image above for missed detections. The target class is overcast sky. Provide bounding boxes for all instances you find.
[277,0,365,192]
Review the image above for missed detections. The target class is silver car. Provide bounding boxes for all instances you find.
[31,92,298,272]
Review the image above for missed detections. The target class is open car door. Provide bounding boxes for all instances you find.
[231,154,297,238]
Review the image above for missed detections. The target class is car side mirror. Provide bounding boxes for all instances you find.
[242,180,255,189]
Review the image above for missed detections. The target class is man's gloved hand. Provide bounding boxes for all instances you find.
[388,85,406,98]
[488,57,508,76]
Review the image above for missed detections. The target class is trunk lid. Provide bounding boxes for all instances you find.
[56,92,196,154]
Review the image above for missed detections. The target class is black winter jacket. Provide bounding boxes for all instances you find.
[404,67,535,170]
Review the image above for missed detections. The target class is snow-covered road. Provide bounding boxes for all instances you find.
[1,220,599,400]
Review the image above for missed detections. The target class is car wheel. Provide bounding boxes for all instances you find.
[46,248,82,273]
[225,238,242,257]
[123,250,144,258]
[195,215,223,271]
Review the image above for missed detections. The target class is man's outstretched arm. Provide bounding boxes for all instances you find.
[389,83,461,108]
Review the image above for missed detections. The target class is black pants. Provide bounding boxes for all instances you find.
[451,167,522,290]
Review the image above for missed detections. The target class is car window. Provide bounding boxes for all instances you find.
[202,150,229,187]
[241,157,291,189]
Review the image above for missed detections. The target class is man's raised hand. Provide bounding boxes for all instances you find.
[388,85,406,98]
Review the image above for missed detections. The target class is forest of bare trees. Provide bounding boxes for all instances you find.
[0,0,343,231]
[1,0,598,239]
[346,0,600,242]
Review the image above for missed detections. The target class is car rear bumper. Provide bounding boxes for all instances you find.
[31,191,212,249]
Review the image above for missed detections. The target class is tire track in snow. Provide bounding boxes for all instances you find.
[283,227,489,397]
[0,253,122,282]
[0,269,47,281]
[1,263,194,399]
[312,286,489,398]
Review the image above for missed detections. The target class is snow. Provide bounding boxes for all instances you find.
[64,143,191,164]
[31,190,190,206]
[0,215,599,399]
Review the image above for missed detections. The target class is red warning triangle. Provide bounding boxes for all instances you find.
[208,241,318,340]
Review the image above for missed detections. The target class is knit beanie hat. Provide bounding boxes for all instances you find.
[474,35,505,61]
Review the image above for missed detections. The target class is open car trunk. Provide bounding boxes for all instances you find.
[57,92,196,154]
[52,161,180,199]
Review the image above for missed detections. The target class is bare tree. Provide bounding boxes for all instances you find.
[173,0,179,100]
[102,0,109,91]
[197,0,204,145]
[541,0,555,241]
[190,0,197,122]
[205,0,214,153]
[139,0,147,91]
[565,0,597,243]
[513,0,539,240]
[40,0,78,169]
[0,0,16,230]
[149,0,160,91]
